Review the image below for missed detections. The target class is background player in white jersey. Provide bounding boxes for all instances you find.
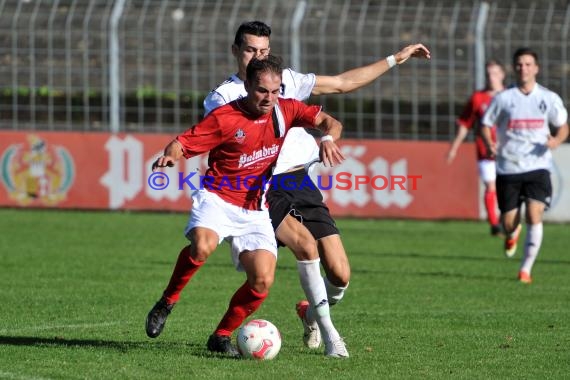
[148,55,348,357]
[481,47,569,284]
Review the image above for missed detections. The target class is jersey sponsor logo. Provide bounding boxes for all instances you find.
[508,119,543,129]
[538,100,547,113]
[234,128,246,144]
[238,144,280,168]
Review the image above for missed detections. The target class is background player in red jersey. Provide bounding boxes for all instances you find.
[147,55,348,357]
[447,60,506,236]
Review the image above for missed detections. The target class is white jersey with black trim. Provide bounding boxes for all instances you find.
[482,83,568,175]
[204,69,319,175]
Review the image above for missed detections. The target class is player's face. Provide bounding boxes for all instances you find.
[486,64,505,91]
[514,54,539,86]
[233,34,270,76]
[244,71,282,116]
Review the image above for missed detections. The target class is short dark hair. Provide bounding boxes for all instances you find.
[246,54,283,84]
[233,21,271,47]
[485,59,504,71]
[513,47,539,66]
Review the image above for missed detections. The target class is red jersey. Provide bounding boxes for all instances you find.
[457,90,497,161]
[176,98,322,210]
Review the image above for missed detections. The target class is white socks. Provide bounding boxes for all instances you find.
[324,276,348,306]
[297,259,340,343]
[520,223,543,275]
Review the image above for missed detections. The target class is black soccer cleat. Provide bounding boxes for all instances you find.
[207,334,240,358]
[145,298,174,338]
[490,224,503,237]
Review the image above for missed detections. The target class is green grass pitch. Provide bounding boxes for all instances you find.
[0,209,569,379]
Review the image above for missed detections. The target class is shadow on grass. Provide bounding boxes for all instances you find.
[0,336,239,359]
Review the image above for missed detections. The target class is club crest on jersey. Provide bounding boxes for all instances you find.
[538,100,547,113]
[234,128,246,144]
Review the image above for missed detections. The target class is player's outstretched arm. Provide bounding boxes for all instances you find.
[311,43,431,95]
[152,139,184,171]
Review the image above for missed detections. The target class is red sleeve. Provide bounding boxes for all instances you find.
[456,93,478,129]
[278,98,322,131]
[176,114,222,158]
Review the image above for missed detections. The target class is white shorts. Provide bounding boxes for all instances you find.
[184,190,278,271]
[478,160,496,183]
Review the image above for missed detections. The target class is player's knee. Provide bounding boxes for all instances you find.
[324,258,350,286]
[249,273,274,294]
[328,270,350,288]
[338,269,351,287]
[191,241,215,262]
[292,238,319,261]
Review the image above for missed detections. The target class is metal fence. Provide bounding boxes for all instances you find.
[0,0,569,140]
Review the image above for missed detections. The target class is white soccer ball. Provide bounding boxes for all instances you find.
[237,319,282,360]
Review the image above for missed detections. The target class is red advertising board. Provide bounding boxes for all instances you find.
[0,131,478,219]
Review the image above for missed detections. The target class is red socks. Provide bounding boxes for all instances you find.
[163,245,204,304]
[161,247,268,336]
[484,190,499,226]
[214,281,268,337]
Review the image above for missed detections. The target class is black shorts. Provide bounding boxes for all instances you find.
[266,168,339,246]
[496,169,552,213]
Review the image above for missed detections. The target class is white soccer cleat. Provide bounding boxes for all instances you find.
[296,300,322,349]
[504,224,522,258]
[324,337,349,358]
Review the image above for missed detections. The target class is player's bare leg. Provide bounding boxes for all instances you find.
[318,234,350,304]
[502,208,522,258]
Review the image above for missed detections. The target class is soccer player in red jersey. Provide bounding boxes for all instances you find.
[447,60,506,236]
[147,55,346,357]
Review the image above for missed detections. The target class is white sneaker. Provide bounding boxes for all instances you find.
[324,337,349,358]
[296,300,322,349]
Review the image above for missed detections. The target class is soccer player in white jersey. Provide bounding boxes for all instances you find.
[481,47,569,284]
[146,21,430,352]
